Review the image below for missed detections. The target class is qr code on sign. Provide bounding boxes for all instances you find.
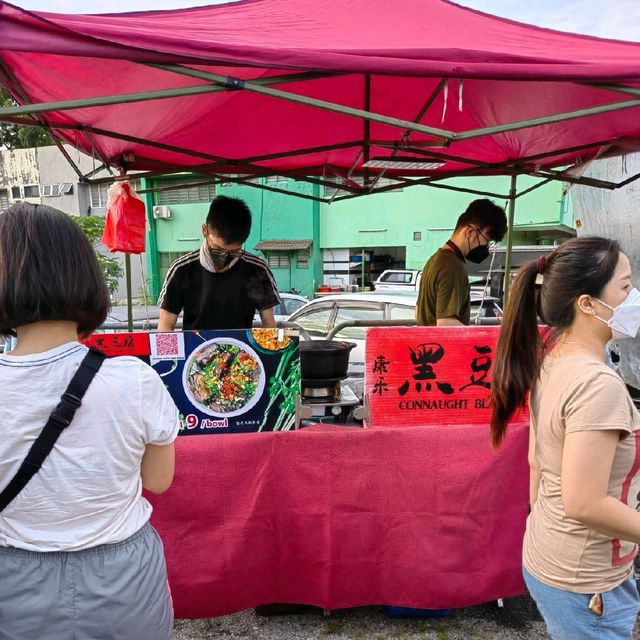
[150,332,185,364]
[155,333,179,356]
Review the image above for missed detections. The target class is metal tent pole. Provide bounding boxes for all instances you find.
[125,254,133,333]
[502,175,518,306]
[148,64,455,141]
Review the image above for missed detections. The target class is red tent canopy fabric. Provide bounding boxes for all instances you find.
[2,0,640,186]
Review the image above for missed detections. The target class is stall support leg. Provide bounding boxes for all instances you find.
[125,253,133,333]
[502,175,518,306]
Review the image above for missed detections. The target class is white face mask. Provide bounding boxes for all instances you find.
[594,288,640,339]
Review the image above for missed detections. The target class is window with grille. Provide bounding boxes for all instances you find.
[90,180,141,209]
[156,180,216,205]
[42,184,61,197]
[23,185,40,198]
[90,183,109,208]
[10,186,21,199]
[265,175,288,184]
[0,190,9,211]
[267,254,290,269]
[159,251,192,269]
[297,252,309,269]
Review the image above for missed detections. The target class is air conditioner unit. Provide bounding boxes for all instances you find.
[153,205,172,219]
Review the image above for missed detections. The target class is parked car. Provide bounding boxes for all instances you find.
[470,294,502,321]
[103,293,309,329]
[288,291,501,375]
[254,292,309,324]
[373,269,422,292]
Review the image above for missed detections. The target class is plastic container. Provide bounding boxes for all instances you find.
[247,328,294,354]
[386,606,450,619]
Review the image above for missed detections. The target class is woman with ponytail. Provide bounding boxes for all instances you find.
[491,236,640,639]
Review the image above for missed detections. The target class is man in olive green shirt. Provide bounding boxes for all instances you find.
[417,199,507,326]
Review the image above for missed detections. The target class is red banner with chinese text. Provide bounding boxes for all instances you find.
[365,327,529,428]
[84,332,151,357]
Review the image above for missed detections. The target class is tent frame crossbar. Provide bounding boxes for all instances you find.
[4,65,640,304]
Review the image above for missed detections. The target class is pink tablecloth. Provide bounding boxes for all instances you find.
[148,422,529,619]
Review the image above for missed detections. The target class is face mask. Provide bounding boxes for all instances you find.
[466,243,490,264]
[465,228,491,264]
[594,288,640,339]
[209,247,238,271]
[208,247,240,272]
[199,239,242,273]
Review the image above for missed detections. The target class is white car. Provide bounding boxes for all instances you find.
[373,269,422,292]
[288,291,501,375]
[289,292,416,376]
[254,292,308,324]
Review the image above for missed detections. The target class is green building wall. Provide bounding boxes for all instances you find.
[145,177,322,299]
[145,174,570,301]
[319,175,570,270]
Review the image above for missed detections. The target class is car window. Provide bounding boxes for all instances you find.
[470,299,501,319]
[471,305,487,318]
[290,303,334,337]
[380,272,412,284]
[284,297,306,315]
[388,303,416,321]
[333,303,384,340]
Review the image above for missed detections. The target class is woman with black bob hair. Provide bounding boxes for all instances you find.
[0,203,178,640]
[491,236,640,639]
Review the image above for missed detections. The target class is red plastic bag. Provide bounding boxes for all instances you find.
[101,180,146,254]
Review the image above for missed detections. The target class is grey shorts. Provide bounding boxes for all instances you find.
[0,523,173,640]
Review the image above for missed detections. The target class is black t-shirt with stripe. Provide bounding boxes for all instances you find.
[158,251,281,330]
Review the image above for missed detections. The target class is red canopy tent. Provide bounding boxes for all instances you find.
[2,0,640,298]
[2,0,640,199]
[2,2,640,616]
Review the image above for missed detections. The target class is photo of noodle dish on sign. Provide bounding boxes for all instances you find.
[182,338,266,417]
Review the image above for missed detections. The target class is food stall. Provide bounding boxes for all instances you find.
[3,0,640,618]
[86,326,528,618]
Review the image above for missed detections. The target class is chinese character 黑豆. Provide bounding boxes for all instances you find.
[459,345,492,391]
[398,343,454,395]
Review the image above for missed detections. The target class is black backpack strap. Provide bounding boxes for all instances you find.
[0,347,106,513]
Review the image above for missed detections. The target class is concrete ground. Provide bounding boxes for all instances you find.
[171,592,640,639]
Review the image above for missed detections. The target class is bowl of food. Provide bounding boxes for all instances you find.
[249,328,294,354]
[182,338,265,417]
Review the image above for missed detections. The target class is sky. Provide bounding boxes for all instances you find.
[8,0,640,42]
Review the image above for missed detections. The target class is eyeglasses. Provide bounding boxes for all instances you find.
[474,227,496,248]
[209,247,244,259]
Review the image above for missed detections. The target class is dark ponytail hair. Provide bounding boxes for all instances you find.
[490,236,621,447]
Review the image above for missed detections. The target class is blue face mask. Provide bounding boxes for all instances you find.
[594,288,640,339]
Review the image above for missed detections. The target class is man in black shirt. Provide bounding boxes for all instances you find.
[157,196,280,330]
